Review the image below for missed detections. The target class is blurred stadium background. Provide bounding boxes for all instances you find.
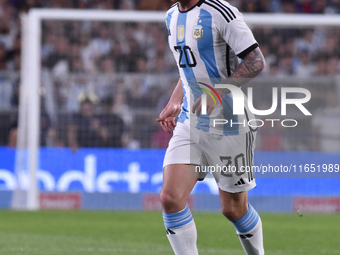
[0,1,339,253]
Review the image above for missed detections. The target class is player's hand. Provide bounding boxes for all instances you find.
[156,102,181,134]
[192,94,216,117]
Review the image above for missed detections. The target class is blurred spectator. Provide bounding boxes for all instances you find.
[314,0,327,13]
[73,0,88,9]
[10,78,20,107]
[132,115,157,148]
[322,33,340,57]
[0,43,8,70]
[70,56,86,74]
[294,49,315,77]
[311,89,340,152]
[327,56,340,76]
[295,29,318,54]
[151,84,173,148]
[0,15,16,52]
[6,35,21,71]
[120,0,135,10]
[257,0,272,12]
[40,111,51,146]
[296,0,312,13]
[0,74,13,110]
[270,0,281,12]
[50,0,72,8]
[151,126,172,148]
[111,40,127,72]
[82,24,112,72]
[6,117,17,148]
[99,57,116,74]
[112,81,133,126]
[137,0,171,11]
[111,88,136,148]
[277,53,295,77]
[267,62,280,76]
[241,0,257,13]
[46,127,65,147]
[152,54,166,74]
[64,77,90,111]
[125,39,143,72]
[281,0,296,13]
[45,36,72,79]
[313,52,328,76]
[126,78,145,108]
[18,0,43,11]
[136,55,148,73]
[99,96,124,147]
[67,93,108,150]
[42,33,57,62]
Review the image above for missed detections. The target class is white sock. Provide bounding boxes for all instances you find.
[163,205,198,255]
[232,204,264,255]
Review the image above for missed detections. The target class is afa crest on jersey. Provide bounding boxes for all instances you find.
[177,25,185,42]
[192,25,203,40]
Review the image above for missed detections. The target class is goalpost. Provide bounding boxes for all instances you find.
[14,9,340,210]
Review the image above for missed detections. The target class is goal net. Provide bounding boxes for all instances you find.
[13,9,340,210]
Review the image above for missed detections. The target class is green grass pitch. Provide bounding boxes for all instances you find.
[0,210,339,254]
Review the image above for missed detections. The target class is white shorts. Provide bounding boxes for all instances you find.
[163,122,257,193]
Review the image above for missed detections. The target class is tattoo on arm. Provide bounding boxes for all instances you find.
[232,47,265,80]
[218,47,266,97]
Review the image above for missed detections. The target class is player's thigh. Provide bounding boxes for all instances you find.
[161,164,198,213]
[161,123,201,212]
[202,131,257,193]
[163,122,201,167]
[162,122,202,193]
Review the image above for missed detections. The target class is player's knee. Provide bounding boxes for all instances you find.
[160,190,182,213]
[221,206,239,222]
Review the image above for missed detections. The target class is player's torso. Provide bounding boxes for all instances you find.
[167,6,230,84]
[166,3,252,135]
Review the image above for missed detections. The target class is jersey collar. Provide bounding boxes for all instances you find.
[178,0,205,13]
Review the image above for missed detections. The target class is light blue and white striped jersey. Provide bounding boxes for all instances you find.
[166,0,258,135]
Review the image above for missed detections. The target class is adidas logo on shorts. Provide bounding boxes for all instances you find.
[234,178,246,186]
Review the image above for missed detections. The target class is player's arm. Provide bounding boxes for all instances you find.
[192,8,266,116]
[230,47,265,84]
[157,78,183,134]
[218,7,267,93]
[192,48,265,116]
[218,47,266,96]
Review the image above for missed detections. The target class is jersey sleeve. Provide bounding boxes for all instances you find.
[218,7,258,59]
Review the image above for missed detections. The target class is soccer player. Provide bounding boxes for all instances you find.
[157,0,266,254]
